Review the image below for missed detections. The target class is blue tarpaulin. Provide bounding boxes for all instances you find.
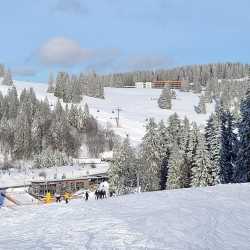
[0,191,5,207]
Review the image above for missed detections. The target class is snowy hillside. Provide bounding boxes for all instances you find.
[1,183,250,249]
[0,80,214,144]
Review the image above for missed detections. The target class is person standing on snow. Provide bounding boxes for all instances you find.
[55,192,61,203]
[64,192,70,204]
[85,191,89,201]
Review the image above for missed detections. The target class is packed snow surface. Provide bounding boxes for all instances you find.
[1,184,250,249]
[0,80,214,144]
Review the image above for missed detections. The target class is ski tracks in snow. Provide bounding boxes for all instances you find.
[0,201,150,250]
[1,184,250,249]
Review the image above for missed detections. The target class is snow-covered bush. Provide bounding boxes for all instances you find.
[33,149,72,169]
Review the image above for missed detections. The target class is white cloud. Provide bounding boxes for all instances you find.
[38,37,93,66]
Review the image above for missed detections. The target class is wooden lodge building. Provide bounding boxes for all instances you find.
[28,173,108,198]
[151,80,182,89]
[135,80,182,89]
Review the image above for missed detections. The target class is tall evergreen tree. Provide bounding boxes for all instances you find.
[84,103,90,116]
[167,144,187,189]
[78,73,88,95]
[63,76,72,103]
[167,113,181,147]
[157,120,170,190]
[47,73,55,93]
[54,72,67,99]
[109,136,137,194]
[234,90,250,182]
[71,75,82,103]
[6,87,19,119]
[197,95,207,114]
[158,86,172,109]
[191,134,213,187]
[13,111,32,159]
[205,113,221,185]
[186,122,200,176]
[193,80,202,94]
[140,118,161,191]
[68,105,80,128]
[219,109,237,183]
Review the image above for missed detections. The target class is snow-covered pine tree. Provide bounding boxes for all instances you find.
[178,117,192,187]
[2,69,13,86]
[0,91,5,120]
[234,89,250,182]
[54,72,67,99]
[191,134,213,187]
[77,104,91,132]
[87,71,98,97]
[96,81,105,99]
[0,116,15,154]
[196,95,207,114]
[49,100,67,151]
[63,76,72,103]
[68,105,80,128]
[186,122,200,175]
[84,103,90,116]
[31,113,42,154]
[71,75,82,103]
[13,110,32,159]
[109,136,137,194]
[54,150,71,167]
[33,148,56,169]
[166,144,187,189]
[158,86,172,109]
[54,99,64,118]
[179,117,190,152]
[167,113,181,147]
[171,89,176,99]
[193,80,202,94]
[47,73,55,93]
[19,88,37,126]
[205,112,221,185]
[78,73,88,96]
[157,120,170,190]
[219,109,237,183]
[6,86,19,119]
[140,118,161,191]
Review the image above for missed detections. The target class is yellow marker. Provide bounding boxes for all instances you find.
[45,192,52,204]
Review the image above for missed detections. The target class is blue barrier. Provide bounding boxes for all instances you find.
[0,191,5,208]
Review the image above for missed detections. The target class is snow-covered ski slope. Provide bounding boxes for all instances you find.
[0,80,214,144]
[1,183,250,249]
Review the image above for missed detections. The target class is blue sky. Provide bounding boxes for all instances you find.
[0,0,249,82]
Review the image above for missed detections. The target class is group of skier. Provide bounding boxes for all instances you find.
[51,181,115,204]
[54,192,70,203]
[94,189,107,199]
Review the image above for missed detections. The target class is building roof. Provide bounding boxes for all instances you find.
[31,173,108,185]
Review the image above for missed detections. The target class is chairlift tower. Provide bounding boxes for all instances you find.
[112,107,122,127]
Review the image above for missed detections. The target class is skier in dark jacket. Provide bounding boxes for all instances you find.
[85,191,89,201]
[95,190,98,200]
